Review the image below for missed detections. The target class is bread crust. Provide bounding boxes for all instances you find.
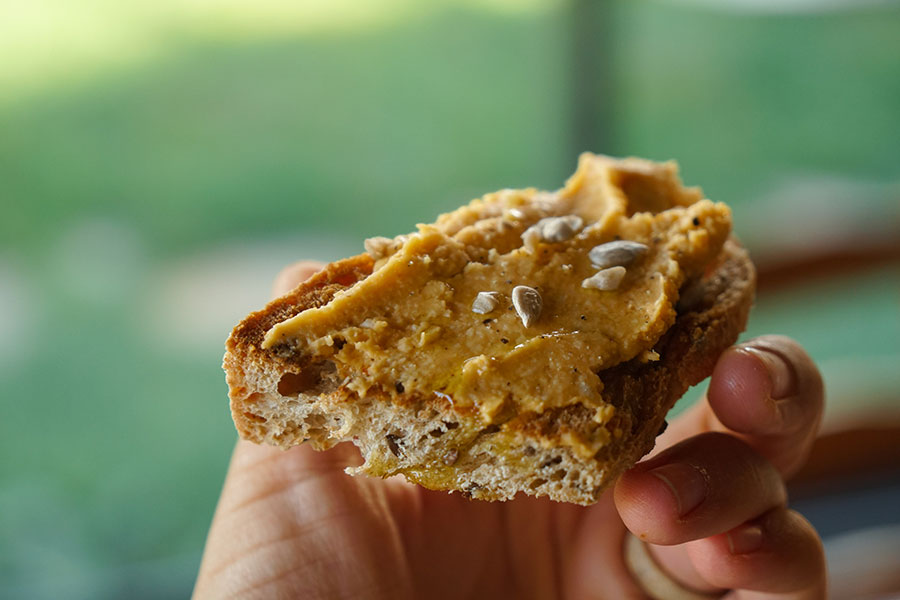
[224,236,754,505]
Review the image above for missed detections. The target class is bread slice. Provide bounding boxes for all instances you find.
[224,154,755,505]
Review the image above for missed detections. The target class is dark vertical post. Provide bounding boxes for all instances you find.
[569,0,615,159]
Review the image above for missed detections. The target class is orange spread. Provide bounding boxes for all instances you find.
[262,154,731,456]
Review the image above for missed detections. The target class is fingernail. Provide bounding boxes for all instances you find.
[742,346,794,400]
[728,523,764,554]
[649,463,708,517]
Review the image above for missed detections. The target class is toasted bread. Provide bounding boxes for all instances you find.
[224,155,755,505]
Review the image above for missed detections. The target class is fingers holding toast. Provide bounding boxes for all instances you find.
[614,336,826,597]
[660,335,825,479]
[615,432,787,547]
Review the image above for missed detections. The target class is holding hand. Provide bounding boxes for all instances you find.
[195,262,826,599]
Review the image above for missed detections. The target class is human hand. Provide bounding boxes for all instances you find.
[194,261,826,599]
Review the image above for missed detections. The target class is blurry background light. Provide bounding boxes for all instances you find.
[660,0,900,14]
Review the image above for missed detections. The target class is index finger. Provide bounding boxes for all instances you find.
[658,335,825,479]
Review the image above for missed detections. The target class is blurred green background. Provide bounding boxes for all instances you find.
[1,0,898,598]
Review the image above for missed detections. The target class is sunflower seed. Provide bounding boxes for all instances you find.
[521,215,584,250]
[471,291,500,314]
[542,215,584,242]
[512,285,542,327]
[582,266,626,291]
[588,240,649,269]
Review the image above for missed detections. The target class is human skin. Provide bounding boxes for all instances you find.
[194,261,827,600]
